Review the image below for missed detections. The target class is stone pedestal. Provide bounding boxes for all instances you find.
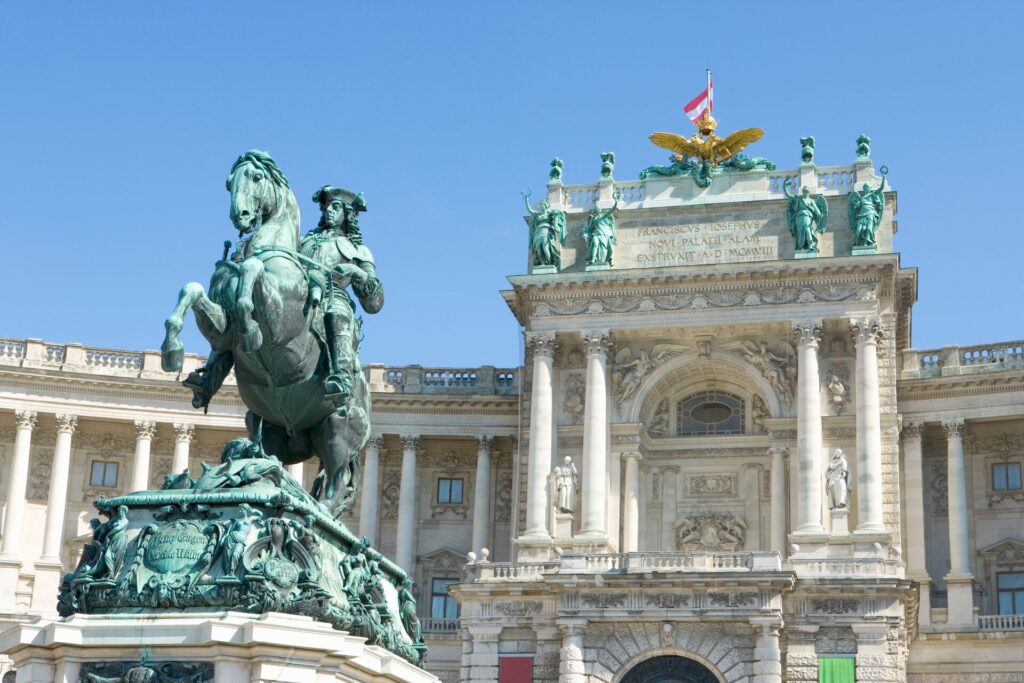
[830,508,850,536]
[0,612,438,683]
[552,511,573,540]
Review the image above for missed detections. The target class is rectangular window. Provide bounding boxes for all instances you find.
[437,478,464,504]
[818,656,855,683]
[430,577,458,619]
[89,461,118,488]
[997,572,1024,615]
[993,463,1022,491]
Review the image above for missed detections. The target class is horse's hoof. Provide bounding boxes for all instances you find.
[161,339,184,372]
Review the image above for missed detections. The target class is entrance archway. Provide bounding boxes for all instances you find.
[619,655,721,683]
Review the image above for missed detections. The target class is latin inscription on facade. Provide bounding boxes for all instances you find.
[633,220,774,266]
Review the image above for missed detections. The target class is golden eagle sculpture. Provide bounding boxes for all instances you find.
[649,111,764,166]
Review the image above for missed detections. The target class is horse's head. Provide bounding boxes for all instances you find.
[227,150,291,234]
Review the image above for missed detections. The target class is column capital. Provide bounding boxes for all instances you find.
[850,317,882,345]
[55,413,78,434]
[901,422,922,440]
[14,410,38,430]
[367,434,385,450]
[475,435,493,453]
[134,420,157,439]
[660,464,680,474]
[526,332,558,358]
[942,420,965,439]
[558,619,587,636]
[768,446,790,458]
[400,434,421,452]
[172,422,195,443]
[620,450,642,462]
[581,329,611,357]
[792,321,822,347]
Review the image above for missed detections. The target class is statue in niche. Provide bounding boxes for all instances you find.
[563,373,585,425]
[826,364,850,415]
[847,170,887,248]
[801,135,815,163]
[826,449,851,510]
[553,456,579,513]
[648,399,669,437]
[675,512,747,551]
[784,181,828,253]
[549,157,564,181]
[581,190,620,266]
[600,151,615,178]
[523,190,566,269]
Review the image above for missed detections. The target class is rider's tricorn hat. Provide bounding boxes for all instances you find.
[312,185,367,213]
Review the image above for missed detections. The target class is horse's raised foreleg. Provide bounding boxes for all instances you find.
[235,257,265,352]
[162,282,226,371]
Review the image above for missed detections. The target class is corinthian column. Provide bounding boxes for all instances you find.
[852,318,885,534]
[171,423,194,476]
[621,451,641,552]
[131,420,156,492]
[943,420,975,625]
[359,435,383,545]
[901,423,931,625]
[1,411,37,558]
[41,414,78,562]
[580,330,610,541]
[471,435,493,554]
[395,435,420,572]
[793,322,825,535]
[769,447,788,555]
[523,333,556,540]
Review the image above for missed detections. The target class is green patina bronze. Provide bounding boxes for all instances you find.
[848,167,887,248]
[60,151,426,667]
[801,136,815,163]
[639,154,774,184]
[856,133,871,158]
[80,660,212,683]
[59,438,427,665]
[582,190,620,267]
[600,151,615,179]
[784,181,829,254]
[523,190,566,270]
[549,157,563,181]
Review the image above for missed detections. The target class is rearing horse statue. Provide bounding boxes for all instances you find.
[160,150,372,516]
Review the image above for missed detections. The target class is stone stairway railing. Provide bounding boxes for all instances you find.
[902,340,1024,379]
[0,337,519,397]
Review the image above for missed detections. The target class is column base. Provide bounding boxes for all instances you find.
[30,559,64,613]
[0,555,23,611]
[514,534,553,562]
[912,576,932,626]
[944,573,976,627]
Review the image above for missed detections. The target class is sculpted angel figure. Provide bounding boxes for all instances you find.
[612,344,689,406]
[723,340,794,405]
[848,174,886,247]
[784,182,828,252]
[827,449,851,509]
[523,190,566,269]
[581,191,620,266]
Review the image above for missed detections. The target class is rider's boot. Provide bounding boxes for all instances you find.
[324,313,353,416]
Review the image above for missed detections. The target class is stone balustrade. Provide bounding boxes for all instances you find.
[0,337,519,397]
[902,340,1024,379]
[977,613,1024,632]
[788,557,903,577]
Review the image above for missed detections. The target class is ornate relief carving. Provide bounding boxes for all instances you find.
[14,410,38,430]
[942,421,965,439]
[424,449,469,473]
[494,600,543,616]
[771,429,797,441]
[751,395,769,434]
[612,344,688,407]
[431,501,469,520]
[133,419,155,440]
[647,592,690,608]
[674,512,746,550]
[149,455,173,490]
[533,285,875,317]
[381,469,401,520]
[28,451,52,501]
[969,432,1024,455]
[901,422,922,440]
[526,332,557,358]
[582,330,611,357]
[77,431,134,453]
[816,627,857,654]
[812,598,859,614]
[722,339,796,406]
[707,591,757,607]
[648,398,669,437]
[580,592,627,608]
[495,471,513,523]
[563,373,585,425]
[688,474,735,496]
[557,436,583,449]
[173,422,195,443]
[927,459,948,513]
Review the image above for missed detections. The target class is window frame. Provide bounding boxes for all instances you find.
[436,477,465,505]
[992,462,1022,491]
[675,390,746,437]
[89,460,119,488]
[996,571,1024,615]
[430,576,459,619]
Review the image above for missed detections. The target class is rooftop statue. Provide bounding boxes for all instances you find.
[523,190,566,270]
[161,151,376,516]
[784,181,829,254]
[848,168,887,249]
[646,111,768,188]
[582,190,620,267]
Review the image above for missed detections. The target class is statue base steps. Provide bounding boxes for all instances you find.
[0,611,439,683]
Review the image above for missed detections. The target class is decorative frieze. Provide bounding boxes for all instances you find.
[675,512,746,550]
[707,591,757,607]
[494,600,542,616]
[811,598,859,614]
[647,592,690,608]
[688,474,735,496]
[579,592,627,608]
[78,661,214,683]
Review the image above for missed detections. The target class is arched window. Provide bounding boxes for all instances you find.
[676,391,745,436]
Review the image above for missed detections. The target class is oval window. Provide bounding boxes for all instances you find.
[690,402,734,424]
[676,391,745,436]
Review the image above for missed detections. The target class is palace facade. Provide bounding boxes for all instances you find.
[1,140,1023,683]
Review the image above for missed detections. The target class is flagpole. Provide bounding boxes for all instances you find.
[707,68,712,113]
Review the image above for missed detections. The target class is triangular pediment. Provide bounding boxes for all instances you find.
[979,538,1024,568]
[418,546,468,571]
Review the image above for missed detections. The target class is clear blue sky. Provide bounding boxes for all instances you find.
[2,2,1021,368]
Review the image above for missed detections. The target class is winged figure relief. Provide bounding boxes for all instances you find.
[721,339,796,406]
[612,344,689,407]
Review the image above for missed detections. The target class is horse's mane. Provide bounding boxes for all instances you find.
[230,150,290,188]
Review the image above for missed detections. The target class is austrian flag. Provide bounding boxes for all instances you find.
[684,72,713,123]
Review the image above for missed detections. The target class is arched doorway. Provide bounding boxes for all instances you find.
[620,655,721,683]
